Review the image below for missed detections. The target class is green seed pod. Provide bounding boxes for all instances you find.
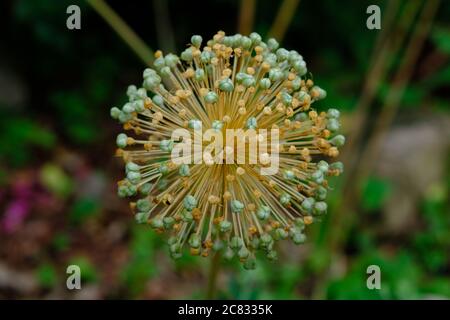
[157,178,168,190]
[301,197,315,213]
[212,120,223,131]
[281,92,293,106]
[327,108,340,119]
[191,35,203,48]
[127,171,141,185]
[250,237,260,250]
[315,186,328,201]
[118,112,133,123]
[330,161,344,174]
[276,48,289,61]
[181,210,193,223]
[135,211,150,224]
[183,195,197,211]
[117,185,129,198]
[179,164,190,177]
[260,233,273,245]
[257,205,271,220]
[160,66,171,77]
[266,250,278,261]
[238,247,250,260]
[219,78,234,92]
[269,68,283,82]
[110,107,121,119]
[159,139,174,152]
[237,73,247,83]
[150,217,164,229]
[122,102,135,114]
[283,170,295,181]
[291,77,302,90]
[219,220,232,233]
[127,185,137,196]
[127,85,137,98]
[169,242,181,254]
[274,228,288,240]
[200,50,213,63]
[326,118,340,132]
[135,88,147,99]
[230,236,244,250]
[313,201,327,216]
[158,164,169,175]
[267,38,279,51]
[195,68,205,81]
[280,193,291,206]
[232,34,242,48]
[249,32,262,45]
[136,199,151,212]
[291,232,306,245]
[288,50,302,64]
[152,94,164,107]
[317,160,329,174]
[143,68,157,79]
[181,47,193,62]
[163,216,175,229]
[295,112,308,122]
[164,53,179,68]
[167,236,178,246]
[143,76,161,91]
[259,78,271,89]
[231,200,245,213]
[133,99,145,112]
[311,170,324,184]
[242,76,256,88]
[293,60,307,76]
[204,91,218,104]
[330,134,346,147]
[188,119,202,130]
[139,183,152,195]
[246,117,257,130]
[241,36,252,50]
[294,218,305,229]
[188,234,201,248]
[153,57,166,70]
[126,162,140,172]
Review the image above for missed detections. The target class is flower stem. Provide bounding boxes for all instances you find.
[206,252,221,299]
[267,0,301,42]
[87,0,154,66]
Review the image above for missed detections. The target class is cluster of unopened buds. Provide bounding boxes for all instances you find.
[111,31,344,269]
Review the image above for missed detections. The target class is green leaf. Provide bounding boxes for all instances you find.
[39,163,73,198]
[69,197,101,224]
[361,177,392,211]
[36,263,57,289]
[68,257,98,283]
[432,26,450,54]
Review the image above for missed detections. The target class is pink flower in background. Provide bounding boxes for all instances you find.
[2,198,30,234]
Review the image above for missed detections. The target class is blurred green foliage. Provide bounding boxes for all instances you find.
[362,177,392,212]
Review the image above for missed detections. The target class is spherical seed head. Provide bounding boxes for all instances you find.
[112,31,344,269]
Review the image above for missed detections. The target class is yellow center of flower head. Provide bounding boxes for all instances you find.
[111,31,345,269]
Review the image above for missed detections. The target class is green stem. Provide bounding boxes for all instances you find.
[267,0,301,42]
[206,252,221,299]
[86,0,154,65]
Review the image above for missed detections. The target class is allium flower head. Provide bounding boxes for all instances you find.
[111,31,344,269]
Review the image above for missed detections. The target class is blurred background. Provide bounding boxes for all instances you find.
[0,0,448,299]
